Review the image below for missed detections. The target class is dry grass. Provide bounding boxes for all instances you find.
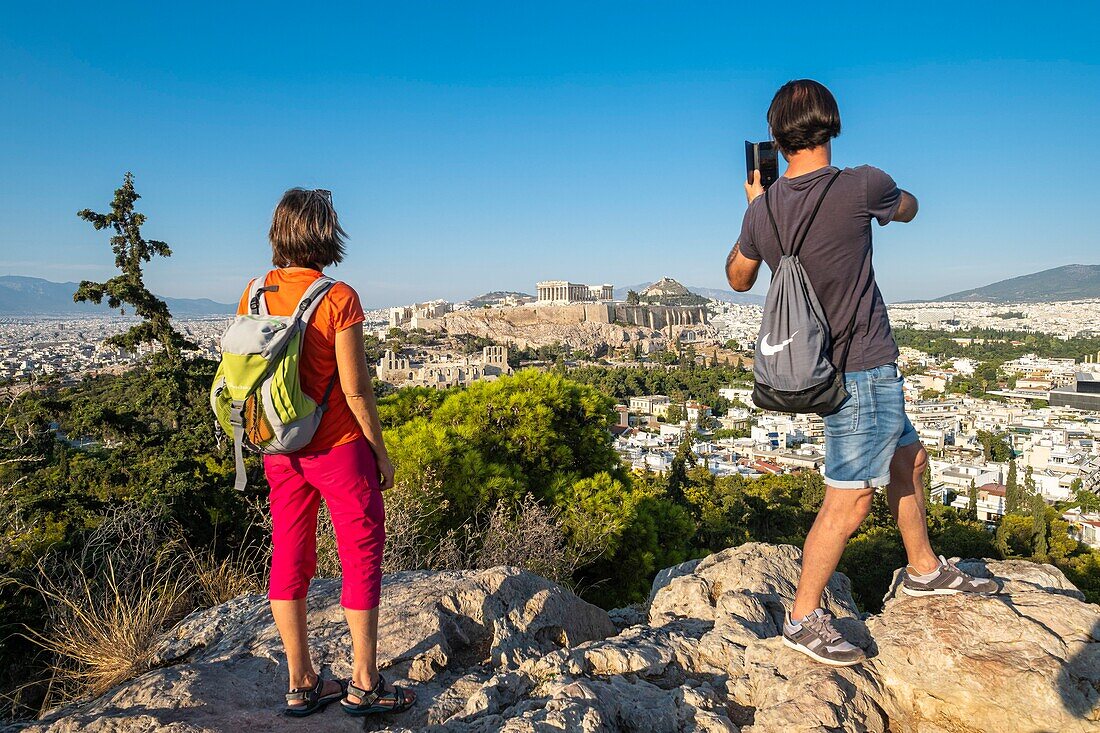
[187,545,267,607]
[474,495,611,585]
[20,507,194,711]
[432,495,614,586]
[26,553,192,706]
[187,500,269,606]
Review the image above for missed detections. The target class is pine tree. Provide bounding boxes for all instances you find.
[923,460,933,504]
[968,479,979,521]
[1030,493,1049,559]
[1005,459,1020,514]
[666,434,696,503]
[74,173,193,361]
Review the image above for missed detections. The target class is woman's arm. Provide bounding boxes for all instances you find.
[334,322,394,490]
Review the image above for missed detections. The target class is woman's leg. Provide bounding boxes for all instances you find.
[265,456,340,702]
[343,607,380,694]
[271,598,318,692]
[305,439,412,706]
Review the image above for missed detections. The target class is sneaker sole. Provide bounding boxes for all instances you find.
[900,585,961,597]
[781,636,865,667]
[900,585,996,597]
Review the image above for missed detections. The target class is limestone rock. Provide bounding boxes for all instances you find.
[22,544,1100,733]
[25,567,614,733]
[870,559,1100,733]
[649,543,859,633]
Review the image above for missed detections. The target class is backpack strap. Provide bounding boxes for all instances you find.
[292,276,341,410]
[228,400,248,491]
[291,276,336,327]
[764,169,842,258]
[247,274,277,316]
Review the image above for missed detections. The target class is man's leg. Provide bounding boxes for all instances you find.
[791,486,875,619]
[886,441,940,575]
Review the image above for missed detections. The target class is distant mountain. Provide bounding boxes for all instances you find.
[614,281,764,306]
[932,265,1100,303]
[0,275,233,316]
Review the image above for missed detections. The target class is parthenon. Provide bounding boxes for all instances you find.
[537,280,614,304]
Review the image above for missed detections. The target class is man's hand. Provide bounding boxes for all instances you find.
[377,454,395,491]
[745,169,765,204]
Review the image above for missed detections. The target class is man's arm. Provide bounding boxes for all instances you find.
[893,190,919,223]
[726,243,762,292]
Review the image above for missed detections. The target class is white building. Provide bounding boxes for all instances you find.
[628,394,671,417]
[950,483,1007,522]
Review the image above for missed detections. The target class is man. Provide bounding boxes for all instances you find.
[726,80,997,667]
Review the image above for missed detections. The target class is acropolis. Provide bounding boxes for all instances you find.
[536,281,614,304]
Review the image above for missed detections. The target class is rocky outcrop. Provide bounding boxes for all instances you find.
[21,545,1100,733]
[868,559,1100,733]
[432,302,716,353]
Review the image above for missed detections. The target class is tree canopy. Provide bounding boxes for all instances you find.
[74,173,193,360]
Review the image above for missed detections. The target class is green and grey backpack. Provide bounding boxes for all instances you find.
[211,274,338,490]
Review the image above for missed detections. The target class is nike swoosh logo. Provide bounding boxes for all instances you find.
[760,331,798,356]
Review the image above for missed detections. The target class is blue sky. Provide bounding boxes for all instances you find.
[1,2,1097,307]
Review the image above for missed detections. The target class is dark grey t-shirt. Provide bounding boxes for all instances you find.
[738,165,901,373]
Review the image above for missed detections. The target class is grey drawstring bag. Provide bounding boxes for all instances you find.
[752,170,859,415]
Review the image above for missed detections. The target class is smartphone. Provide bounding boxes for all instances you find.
[745,141,779,190]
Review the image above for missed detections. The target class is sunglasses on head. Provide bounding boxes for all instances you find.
[314,189,333,206]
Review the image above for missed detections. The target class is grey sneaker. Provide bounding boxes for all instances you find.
[901,555,1000,597]
[782,609,867,667]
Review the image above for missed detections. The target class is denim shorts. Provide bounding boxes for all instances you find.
[823,363,919,489]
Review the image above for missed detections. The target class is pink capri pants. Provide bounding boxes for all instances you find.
[264,437,386,611]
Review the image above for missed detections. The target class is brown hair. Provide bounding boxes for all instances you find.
[767,79,841,155]
[269,188,347,270]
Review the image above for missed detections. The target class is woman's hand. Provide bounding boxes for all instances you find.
[376,454,395,491]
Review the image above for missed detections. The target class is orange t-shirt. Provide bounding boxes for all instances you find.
[236,267,365,452]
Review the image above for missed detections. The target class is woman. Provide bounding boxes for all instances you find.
[238,188,416,717]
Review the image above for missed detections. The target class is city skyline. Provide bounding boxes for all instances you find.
[1,3,1099,308]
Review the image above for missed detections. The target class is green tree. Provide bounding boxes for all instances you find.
[976,430,1013,463]
[995,513,1035,557]
[839,527,907,612]
[932,518,1000,561]
[967,479,979,521]
[74,173,193,361]
[666,435,696,503]
[363,333,384,364]
[1073,483,1100,512]
[1005,459,1021,514]
[626,290,641,305]
[376,386,448,427]
[1030,493,1049,560]
[665,404,685,424]
[1060,550,1100,605]
[385,370,623,522]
